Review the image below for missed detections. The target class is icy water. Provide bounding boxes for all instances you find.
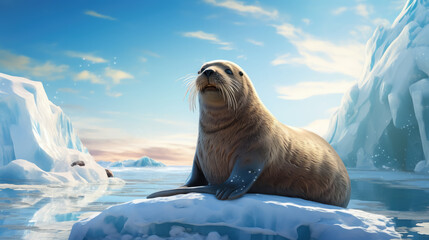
[0,167,429,240]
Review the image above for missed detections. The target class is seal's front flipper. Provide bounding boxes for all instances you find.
[215,155,265,200]
[146,185,217,199]
[184,155,208,187]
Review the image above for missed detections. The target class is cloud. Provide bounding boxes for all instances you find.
[204,0,278,19]
[84,10,116,20]
[0,49,30,71]
[105,67,134,84]
[246,39,264,46]
[302,118,330,137]
[182,31,233,50]
[143,50,161,58]
[0,49,69,80]
[373,18,390,27]
[272,24,365,79]
[302,18,311,25]
[105,90,122,98]
[74,68,133,85]
[355,4,372,18]
[332,7,347,15]
[74,119,196,165]
[350,25,373,39]
[271,54,290,66]
[276,80,356,100]
[65,51,107,63]
[31,62,69,79]
[140,57,148,63]
[74,70,104,84]
[332,4,373,18]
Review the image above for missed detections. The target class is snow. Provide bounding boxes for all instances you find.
[69,193,400,240]
[326,0,429,173]
[103,156,166,168]
[0,73,108,184]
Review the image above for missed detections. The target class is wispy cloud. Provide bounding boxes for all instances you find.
[204,0,278,19]
[276,80,355,100]
[237,55,247,60]
[30,62,68,79]
[332,6,348,15]
[140,57,148,63]
[182,31,233,50]
[105,67,134,84]
[246,39,264,46]
[74,119,196,165]
[355,4,373,18]
[105,91,122,98]
[302,18,311,25]
[349,25,373,40]
[143,50,161,58]
[0,49,69,80]
[73,68,133,97]
[373,18,390,27]
[74,70,104,84]
[84,10,116,21]
[65,51,107,63]
[331,4,373,18]
[272,23,365,78]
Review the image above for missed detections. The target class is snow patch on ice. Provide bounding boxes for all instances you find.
[326,0,429,173]
[0,73,108,184]
[69,193,400,240]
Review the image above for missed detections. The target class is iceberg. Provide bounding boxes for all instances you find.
[69,193,400,240]
[0,73,108,184]
[106,156,166,168]
[326,0,429,173]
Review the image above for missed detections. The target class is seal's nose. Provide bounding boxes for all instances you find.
[204,69,214,77]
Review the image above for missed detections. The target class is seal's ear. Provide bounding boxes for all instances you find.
[239,71,243,76]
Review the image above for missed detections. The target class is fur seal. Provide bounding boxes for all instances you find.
[148,60,351,207]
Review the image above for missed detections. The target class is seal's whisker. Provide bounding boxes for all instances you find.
[223,80,238,110]
[178,74,197,83]
[183,77,197,87]
[218,84,230,109]
[184,79,198,111]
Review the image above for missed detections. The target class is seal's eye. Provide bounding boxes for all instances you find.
[225,69,233,75]
[239,71,243,76]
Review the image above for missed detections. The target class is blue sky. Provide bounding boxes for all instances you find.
[0,0,406,165]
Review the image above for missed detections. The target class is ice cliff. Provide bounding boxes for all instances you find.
[326,0,429,173]
[0,73,108,184]
[104,156,166,168]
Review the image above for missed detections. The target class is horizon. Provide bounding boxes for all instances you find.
[0,0,406,165]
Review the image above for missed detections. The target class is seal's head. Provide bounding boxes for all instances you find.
[187,60,250,111]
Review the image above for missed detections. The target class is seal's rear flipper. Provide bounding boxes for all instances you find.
[146,185,217,199]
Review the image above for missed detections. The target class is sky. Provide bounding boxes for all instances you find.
[0,0,407,165]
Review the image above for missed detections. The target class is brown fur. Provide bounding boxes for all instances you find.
[193,60,351,207]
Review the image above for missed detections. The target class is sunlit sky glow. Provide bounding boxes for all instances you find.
[0,0,406,165]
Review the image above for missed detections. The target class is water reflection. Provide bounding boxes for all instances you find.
[0,166,189,240]
[348,169,429,239]
[0,182,122,239]
[0,167,428,239]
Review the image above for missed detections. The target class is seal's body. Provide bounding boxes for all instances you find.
[148,60,351,207]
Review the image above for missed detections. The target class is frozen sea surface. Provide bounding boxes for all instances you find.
[1,166,429,239]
